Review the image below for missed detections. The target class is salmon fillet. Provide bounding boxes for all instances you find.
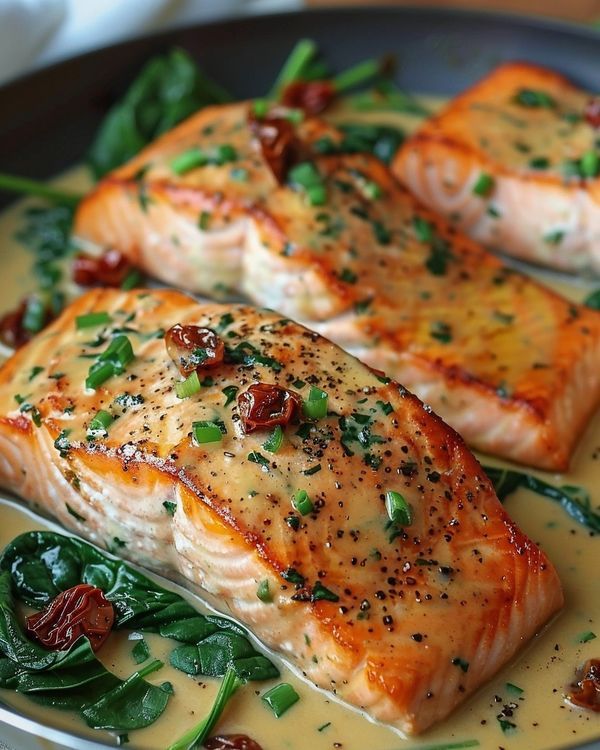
[393,62,600,275]
[0,288,563,735]
[73,102,600,470]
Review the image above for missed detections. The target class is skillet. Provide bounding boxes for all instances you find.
[0,6,598,749]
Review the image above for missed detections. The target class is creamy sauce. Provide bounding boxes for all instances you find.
[0,96,598,750]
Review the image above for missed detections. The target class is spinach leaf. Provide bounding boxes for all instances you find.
[88,48,231,179]
[1,531,278,682]
[484,466,600,533]
[81,659,169,730]
[169,631,277,682]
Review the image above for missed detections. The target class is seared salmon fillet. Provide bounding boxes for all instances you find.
[73,102,600,470]
[0,289,563,735]
[393,62,600,275]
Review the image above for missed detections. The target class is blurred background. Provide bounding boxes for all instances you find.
[0,0,599,85]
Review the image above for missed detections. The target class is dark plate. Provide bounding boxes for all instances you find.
[0,6,598,749]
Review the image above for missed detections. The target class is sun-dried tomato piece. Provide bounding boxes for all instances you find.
[0,298,53,348]
[26,583,114,652]
[281,80,336,116]
[249,113,302,184]
[73,249,135,287]
[584,98,600,129]
[166,323,225,375]
[204,736,263,750]
[238,383,300,432]
[567,658,600,712]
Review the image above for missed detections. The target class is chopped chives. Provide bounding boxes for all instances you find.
[76,311,112,330]
[22,296,45,333]
[85,361,116,390]
[256,579,272,603]
[121,269,142,291]
[472,172,495,197]
[175,371,201,399]
[171,147,207,174]
[292,489,313,516]
[288,162,326,207]
[192,421,223,445]
[584,289,600,310]
[385,490,412,526]
[580,150,599,178]
[578,631,596,643]
[261,682,300,718]
[303,386,328,419]
[514,88,556,108]
[269,38,317,98]
[98,335,134,372]
[413,215,434,243]
[252,98,270,118]
[263,425,284,453]
[199,211,211,230]
[87,410,113,439]
[332,58,381,93]
[171,145,237,175]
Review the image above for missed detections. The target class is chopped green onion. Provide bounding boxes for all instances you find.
[292,489,313,516]
[506,682,524,696]
[76,311,111,330]
[167,666,242,750]
[85,361,115,390]
[269,39,317,98]
[192,421,223,445]
[0,172,82,206]
[385,490,412,526]
[199,210,211,230]
[261,682,300,718]
[578,631,597,643]
[171,144,237,175]
[171,147,207,174]
[514,88,556,108]
[580,150,599,178]
[256,579,272,603]
[302,386,328,420]
[98,334,134,372]
[332,58,381,93]
[413,215,434,243]
[306,184,326,206]
[121,269,143,291]
[288,162,326,206]
[87,410,113,439]
[263,425,284,453]
[22,296,46,334]
[175,371,201,399]
[472,173,495,197]
[252,98,270,118]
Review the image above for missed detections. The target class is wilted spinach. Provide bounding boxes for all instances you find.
[0,531,278,682]
[0,570,169,729]
[484,466,599,533]
[88,48,231,178]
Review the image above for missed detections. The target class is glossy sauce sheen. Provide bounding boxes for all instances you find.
[0,99,597,749]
